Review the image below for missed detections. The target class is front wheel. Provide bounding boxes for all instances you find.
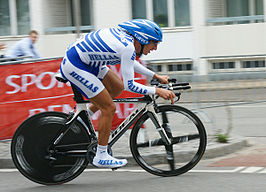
[11,112,90,185]
[130,105,207,177]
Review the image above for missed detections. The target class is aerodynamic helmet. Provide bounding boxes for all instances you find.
[118,19,163,45]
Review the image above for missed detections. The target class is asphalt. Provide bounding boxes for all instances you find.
[0,135,249,169]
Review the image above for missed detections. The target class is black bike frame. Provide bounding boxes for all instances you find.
[108,102,146,147]
[63,84,171,147]
[51,83,172,155]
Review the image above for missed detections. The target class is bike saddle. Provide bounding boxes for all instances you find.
[55,72,68,83]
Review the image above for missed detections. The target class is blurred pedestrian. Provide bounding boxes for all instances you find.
[0,43,5,50]
[5,30,41,60]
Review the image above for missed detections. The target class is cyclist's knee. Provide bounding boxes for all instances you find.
[108,103,116,115]
[101,103,116,116]
[117,83,124,95]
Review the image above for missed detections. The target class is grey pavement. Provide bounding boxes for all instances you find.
[0,134,249,169]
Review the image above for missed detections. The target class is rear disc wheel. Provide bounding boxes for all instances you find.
[11,112,90,185]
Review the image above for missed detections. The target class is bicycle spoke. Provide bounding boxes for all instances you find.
[171,134,200,145]
[136,138,164,148]
[136,133,200,148]
[165,145,175,170]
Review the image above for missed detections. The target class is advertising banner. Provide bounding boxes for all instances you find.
[0,59,146,140]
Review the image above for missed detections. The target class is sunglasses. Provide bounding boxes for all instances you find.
[150,40,160,46]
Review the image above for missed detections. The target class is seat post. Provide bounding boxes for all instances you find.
[71,84,86,103]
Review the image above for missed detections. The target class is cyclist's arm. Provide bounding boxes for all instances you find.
[133,59,155,78]
[134,59,169,84]
[120,48,155,95]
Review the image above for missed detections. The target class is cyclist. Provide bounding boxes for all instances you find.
[60,19,175,168]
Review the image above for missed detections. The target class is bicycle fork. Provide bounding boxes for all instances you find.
[147,104,176,169]
[146,105,172,146]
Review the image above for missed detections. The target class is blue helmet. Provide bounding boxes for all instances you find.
[118,19,163,45]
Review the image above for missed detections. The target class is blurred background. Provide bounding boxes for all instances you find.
[0,0,265,140]
[0,0,265,80]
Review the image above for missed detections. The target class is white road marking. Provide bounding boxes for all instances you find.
[1,167,266,174]
[241,167,264,173]
[0,169,18,172]
[258,168,266,174]
[189,167,246,173]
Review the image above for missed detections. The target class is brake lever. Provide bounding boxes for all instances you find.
[168,78,177,83]
[174,93,181,103]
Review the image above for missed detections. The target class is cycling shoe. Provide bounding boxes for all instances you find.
[92,154,127,168]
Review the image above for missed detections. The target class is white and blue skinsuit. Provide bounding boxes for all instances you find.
[60,28,156,99]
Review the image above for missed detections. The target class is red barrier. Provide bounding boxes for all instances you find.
[0,59,146,140]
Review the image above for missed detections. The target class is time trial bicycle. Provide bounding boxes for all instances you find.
[11,76,207,185]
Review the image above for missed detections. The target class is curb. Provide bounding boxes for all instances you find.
[120,137,250,167]
[202,138,250,160]
[0,159,14,169]
[0,137,249,169]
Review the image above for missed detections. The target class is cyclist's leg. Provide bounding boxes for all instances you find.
[61,58,114,145]
[102,68,124,98]
[61,59,127,168]
[88,69,127,168]
[89,91,127,168]
[88,67,124,114]
[89,89,115,146]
